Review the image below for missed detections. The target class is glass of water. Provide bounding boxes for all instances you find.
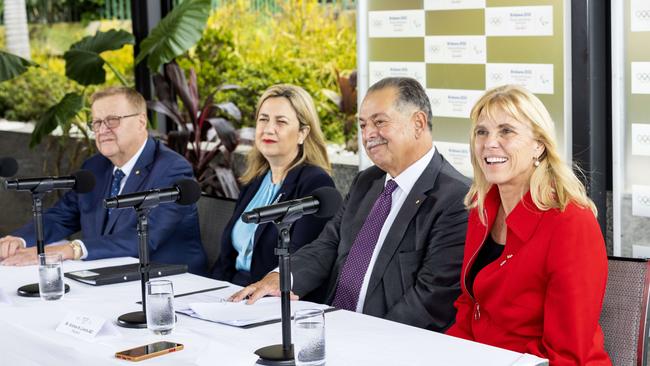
[145,280,175,335]
[294,308,326,366]
[38,253,64,301]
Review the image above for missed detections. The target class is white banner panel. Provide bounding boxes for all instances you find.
[369,62,427,87]
[485,6,554,37]
[425,36,486,64]
[486,63,554,94]
[427,88,485,118]
[631,62,650,94]
[632,185,650,218]
[369,10,425,38]
[631,123,650,156]
[631,0,650,32]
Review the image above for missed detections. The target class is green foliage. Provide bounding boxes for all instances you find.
[0,51,37,81]
[30,92,84,148]
[193,0,356,143]
[135,0,212,72]
[0,57,76,122]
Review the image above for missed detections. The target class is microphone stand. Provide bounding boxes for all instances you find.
[17,190,71,297]
[255,205,305,366]
[116,206,151,328]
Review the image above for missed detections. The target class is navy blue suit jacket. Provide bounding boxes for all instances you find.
[13,138,207,275]
[212,164,335,285]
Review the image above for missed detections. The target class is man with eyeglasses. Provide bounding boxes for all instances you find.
[0,87,207,275]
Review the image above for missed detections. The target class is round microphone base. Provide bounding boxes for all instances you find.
[17,283,70,297]
[116,311,147,328]
[255,344,295,366]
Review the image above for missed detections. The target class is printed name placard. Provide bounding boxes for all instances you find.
[56,312,120,341]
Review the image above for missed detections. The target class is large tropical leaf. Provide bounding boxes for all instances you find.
[30,93,84,148]
[64,30,134,86]
[135,0,212,72]
[0,51,36,82]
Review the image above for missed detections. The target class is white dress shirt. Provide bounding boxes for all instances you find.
[354,146,436,312]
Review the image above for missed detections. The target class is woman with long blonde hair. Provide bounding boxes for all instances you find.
[447,85,611,365]
[212,84,335,286]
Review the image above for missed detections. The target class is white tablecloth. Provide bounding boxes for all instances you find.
[0,257,546,366]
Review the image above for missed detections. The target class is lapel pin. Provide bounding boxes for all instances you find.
[506,254,513,259]
[415,199,421,205]
[135,170,140,175]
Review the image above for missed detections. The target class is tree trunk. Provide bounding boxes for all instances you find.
[4,0,31,60]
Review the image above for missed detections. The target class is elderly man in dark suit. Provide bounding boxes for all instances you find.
[0,87,206,274]
[231,77,470,331]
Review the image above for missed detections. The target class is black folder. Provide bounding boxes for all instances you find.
[64,263,188,286]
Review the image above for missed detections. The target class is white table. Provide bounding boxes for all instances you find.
[0,258,546,366]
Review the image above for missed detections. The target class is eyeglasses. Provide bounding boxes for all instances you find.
[88,113,140,132]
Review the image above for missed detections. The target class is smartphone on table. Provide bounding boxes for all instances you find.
[115,341,183,362]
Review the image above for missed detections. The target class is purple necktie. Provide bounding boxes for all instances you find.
[332,179,398,311]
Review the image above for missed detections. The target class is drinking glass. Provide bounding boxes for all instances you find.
[145,280,175,335]
[38,253,64,301]
[294,308,326,366]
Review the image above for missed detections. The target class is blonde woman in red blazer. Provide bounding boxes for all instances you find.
[446,85,611,365]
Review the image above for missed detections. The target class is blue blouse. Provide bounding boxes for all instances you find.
[231,171,282,272]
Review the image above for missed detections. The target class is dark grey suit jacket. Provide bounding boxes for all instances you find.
[291,150,470,331]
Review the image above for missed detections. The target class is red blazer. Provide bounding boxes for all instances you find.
[446,186,611,365]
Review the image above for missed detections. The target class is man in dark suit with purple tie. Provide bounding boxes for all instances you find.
[231,77,469,331]
[0,87,206,274]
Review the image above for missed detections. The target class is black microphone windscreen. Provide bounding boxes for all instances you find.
[0,157,18,177]
[311,186,342,219]
[175,179,201,205]
[72,170,96,193]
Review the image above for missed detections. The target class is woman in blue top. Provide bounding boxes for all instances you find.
[212,84,335,286]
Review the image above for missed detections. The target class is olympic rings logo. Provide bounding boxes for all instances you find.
[637,134,650,144]
[639,195,650,206]
[635,10,650,20]
[489,17,502,26]
[371,19,383,27]
[430,98,441,107]
[636,73,650,83]
[490,73,504,82]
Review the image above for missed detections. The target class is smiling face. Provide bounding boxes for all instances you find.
[359,87,430,177]
[91,94,147,167]
[473,108,544,194]
[255,96,309,170]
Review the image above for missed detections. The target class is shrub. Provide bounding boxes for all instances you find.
[193,0,356,143]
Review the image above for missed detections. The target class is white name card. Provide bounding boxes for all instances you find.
[485,6,553,37]
[56,312,120,341]
[486,63,554,94]
[369,10,425,38]
[425,36,486,64]
[0,288,11,305]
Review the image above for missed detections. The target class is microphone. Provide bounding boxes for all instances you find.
[0,157,18,177]
[104,179,201,209]
[3,170,95,193]
[242,186,342,224]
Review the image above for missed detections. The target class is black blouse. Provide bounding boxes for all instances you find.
[466,234,505,298]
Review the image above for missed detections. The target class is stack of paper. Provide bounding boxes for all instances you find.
[176,296,329,327]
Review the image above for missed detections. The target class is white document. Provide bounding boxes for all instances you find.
[486,63,554,94]
[511,353,549,366]
[425,36,486,64]
[427,89,484,119]
[369,62,427,88]
[631,0,650,32]
[178,297,329,327]
[485,6,553,37]
[631,123,650,156]
[424,0,485,11]
[368,10,425,38]
[632,185,650,218]
[55,312,120,342]
[631,62,650,94]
